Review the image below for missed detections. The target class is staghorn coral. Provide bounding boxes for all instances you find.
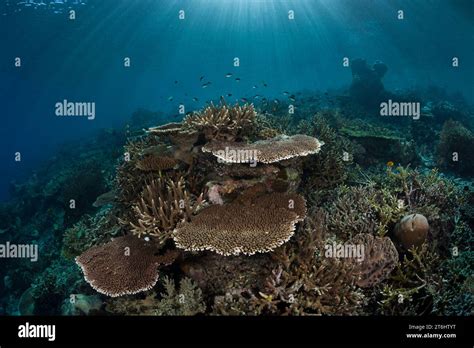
[173,192,306,256]
[301,113,351,196]
[62,207,122,259]
[212,206,363,316]
[324,185,380,240]
[76,235,179,297]
[202,134,323,164]
[105,277,206,316]
[180,253,273,297]
[376,244,442,315]
[434,251,474,315]
[127,175,204,242]
[247,226,363,315]
[182,102,256,141]
[351,233,399,288]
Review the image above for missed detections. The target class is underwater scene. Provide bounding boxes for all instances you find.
[0,0,473,320]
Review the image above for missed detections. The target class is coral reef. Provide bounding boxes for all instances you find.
[3,86,472,317]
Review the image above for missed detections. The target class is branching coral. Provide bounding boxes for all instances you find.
[301,114,351,196]
[127,175,204,243]
[105,277,206,316]
[76,235,179,297]
[247,227,364,315]
[180,253,273,297]
[173,191,306,256]
[325,186,380,240]
[182,102,256,141]
[376,244,442,315]
[62,207,122,259]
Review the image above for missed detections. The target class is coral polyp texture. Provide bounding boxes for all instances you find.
[173,192,307,256]
[75,235,178,297]
[351,233,399,288]
[202,134,323,164]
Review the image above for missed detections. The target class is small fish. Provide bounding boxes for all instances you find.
[235,78,241,82]
[274,99,280,104]
[262,82,268,87]
[254,95,261,99]
[252,85,257,89]
[225,73,233,78]
[202,82,211,88]
[241,97,248,102]
[227,93,232,97]
[387,161,394,168]
[192,97,199,102]
[200,76,205,81]
[283,91,289,95]
[168,96,174,101]
[289,95,296,102]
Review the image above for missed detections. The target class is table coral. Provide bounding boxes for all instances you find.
[173,191,306,256]
[76,235,178,297]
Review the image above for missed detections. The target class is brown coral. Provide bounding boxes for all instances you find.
[128,176,204,242]
[173,192,306,256]
[351,233,399,288]
[394,214,429,249]
[148,122,183,135]
[75,235,178,297]
[202,134,323,164]
[183,102,256,141]
[135,154,178,172]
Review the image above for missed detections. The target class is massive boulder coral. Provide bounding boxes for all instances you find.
[394,214,429,249]
[202,134,323,164]
[75,235,178,297]
[173,192,306,256]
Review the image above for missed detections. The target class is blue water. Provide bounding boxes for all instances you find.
[1,0,473,200]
